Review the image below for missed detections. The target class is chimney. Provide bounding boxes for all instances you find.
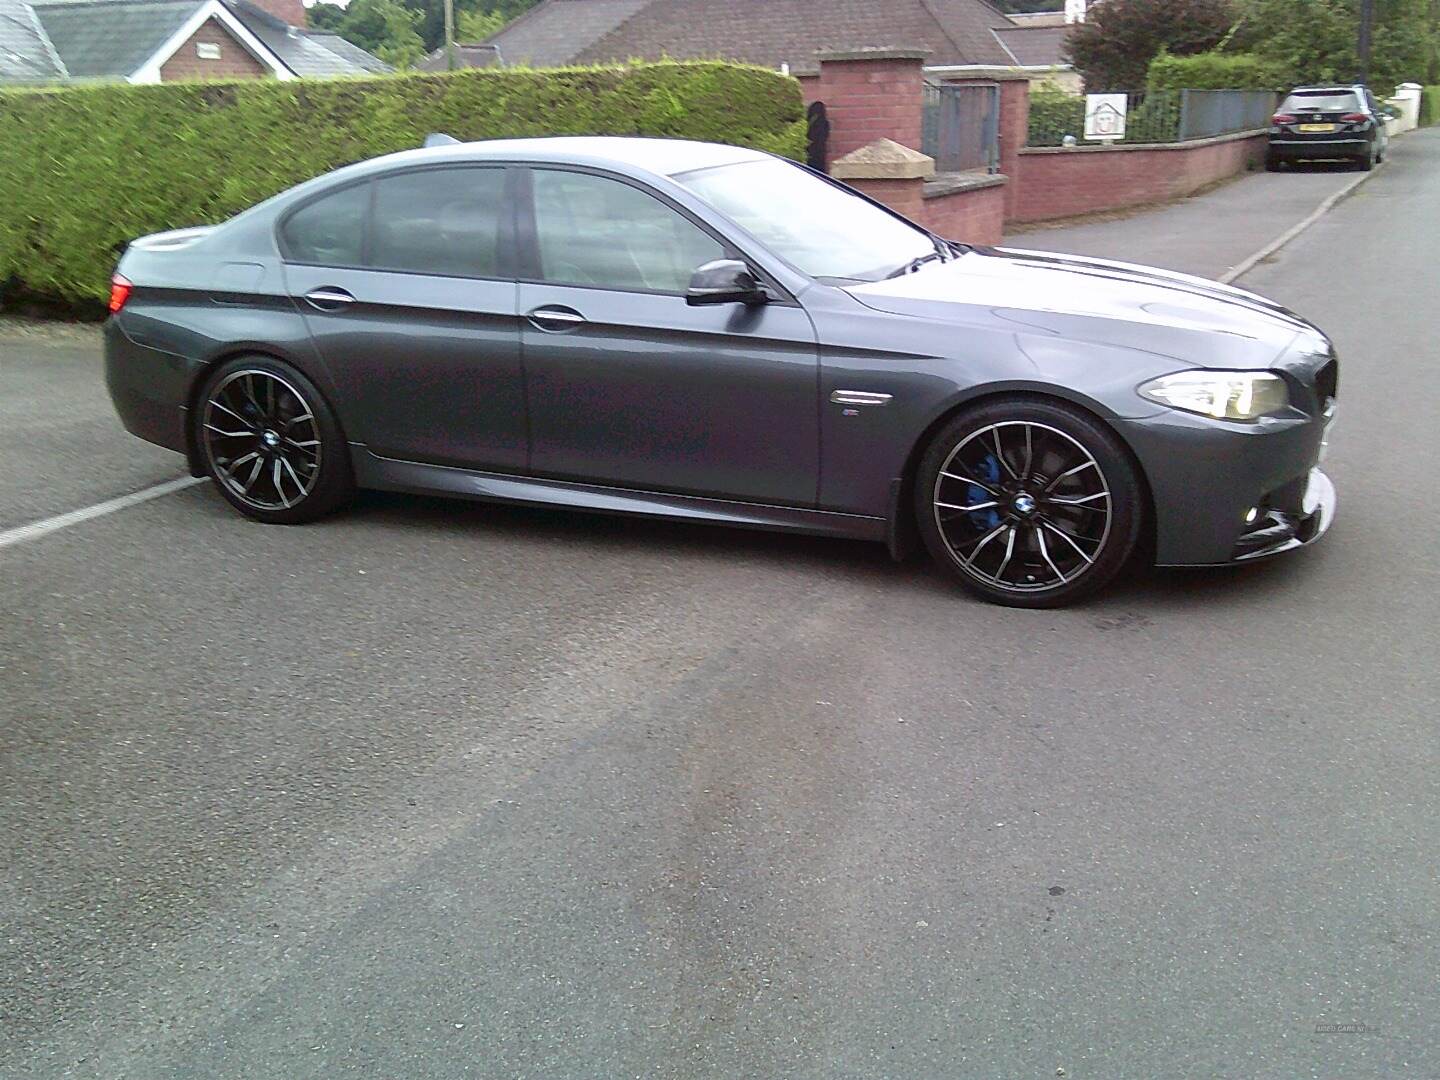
[247,0,307,28]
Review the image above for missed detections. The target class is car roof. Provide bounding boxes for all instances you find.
[346,136,769,180]
[1288,85,1364,93]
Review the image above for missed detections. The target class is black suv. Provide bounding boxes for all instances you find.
[1267,85,1391,171]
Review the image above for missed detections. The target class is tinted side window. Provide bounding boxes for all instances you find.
[531,170,724,293]
[282,182,368,266]
[371,168,508,279]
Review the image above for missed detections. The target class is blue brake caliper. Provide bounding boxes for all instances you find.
[968,454,1003,532]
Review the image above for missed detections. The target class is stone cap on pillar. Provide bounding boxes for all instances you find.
[830,138,935,180]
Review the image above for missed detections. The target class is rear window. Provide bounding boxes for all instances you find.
[282,182,368,266]
[1282,91,1361,113]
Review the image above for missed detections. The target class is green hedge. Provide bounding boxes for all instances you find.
[1421,86,1440,126]
[0,62,806,308]
[1147,52,1290,92]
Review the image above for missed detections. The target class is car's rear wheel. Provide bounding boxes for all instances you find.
[196,355,353,524]
[1355,149,1374,171]
[914,398,1143,608]
[1265,152,1282,172]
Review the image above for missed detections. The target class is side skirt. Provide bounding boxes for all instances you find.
[352,447,889,543]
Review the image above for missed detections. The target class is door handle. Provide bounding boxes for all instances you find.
[526,306,586,331]
[304,287,356,310]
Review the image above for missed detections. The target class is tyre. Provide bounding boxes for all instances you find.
[1264,152,1281,172]
[1355,150,1374,172]
[195,355,354,524]
[914,398,1143,608]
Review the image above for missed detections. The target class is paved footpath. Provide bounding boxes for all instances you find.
[1005,155,1372,280]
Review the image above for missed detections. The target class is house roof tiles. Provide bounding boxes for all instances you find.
[486,0,1021,72]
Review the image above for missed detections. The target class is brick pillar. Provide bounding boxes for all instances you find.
[940,73,1030,218]
[796,72,821,108]
[830,139,934,224]
[812,48,929,170]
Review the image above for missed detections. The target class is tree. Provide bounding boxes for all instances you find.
[1231,0,1440,88]
[1066,0,1236,89]
[457,6,508,42]
[324,0,427,67]
[401,0,538,52]
[307,0,345,30]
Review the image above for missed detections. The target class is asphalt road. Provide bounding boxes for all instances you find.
[3,133,1438,1079]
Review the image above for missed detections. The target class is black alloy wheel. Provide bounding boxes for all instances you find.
[915,398,1143,607]
[197,355,353,523]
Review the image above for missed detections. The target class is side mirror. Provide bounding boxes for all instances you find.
[686,259,768,306]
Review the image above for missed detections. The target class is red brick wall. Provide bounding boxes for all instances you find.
[847,177,1007,245]
[847,177,926,220]
[807,54,1264,236]
[159,18,270,81]
[923,183,1007,245]
[1012,132,1268,223]
[813,55,926,168]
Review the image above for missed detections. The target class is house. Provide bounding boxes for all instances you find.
[417,42,499,72]
[478,0,1077,87]
[993,19,1078,91]
[0,0,388,84]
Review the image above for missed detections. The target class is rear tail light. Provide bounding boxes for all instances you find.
[1271,114,1297,124]
[1340,112,1368,123]
[108,273,133,314]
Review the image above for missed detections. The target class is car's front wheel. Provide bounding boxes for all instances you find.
[196,355,353,524]
[914,398,1144,608]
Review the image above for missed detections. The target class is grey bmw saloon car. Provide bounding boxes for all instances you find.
[105,136,1337,607]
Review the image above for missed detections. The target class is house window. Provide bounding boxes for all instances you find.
[197,42,222,60]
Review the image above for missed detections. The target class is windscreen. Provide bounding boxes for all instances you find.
[674,158,936,282]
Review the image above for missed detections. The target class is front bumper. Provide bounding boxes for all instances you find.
[1114,402,1336,567]
[1232,468,1336,560]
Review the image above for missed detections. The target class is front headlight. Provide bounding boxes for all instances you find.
[1138,370,1290,421]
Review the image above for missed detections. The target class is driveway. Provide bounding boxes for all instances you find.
[3,131,1438,1079]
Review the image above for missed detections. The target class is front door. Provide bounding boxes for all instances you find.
[517,167,819,507]
[282,165,527,471]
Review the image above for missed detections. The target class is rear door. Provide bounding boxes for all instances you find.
[515,166,820,507]
[282,165,528,471]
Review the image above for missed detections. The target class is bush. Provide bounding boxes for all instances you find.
[1026,84,1181,147]
[1123,91,1183,143]
[1147,51,1290,91]
[0,62,806,307]
[1421,85,1440,126]
[1025,82,1087,145]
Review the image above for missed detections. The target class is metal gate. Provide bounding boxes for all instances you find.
[922,82,1000,174]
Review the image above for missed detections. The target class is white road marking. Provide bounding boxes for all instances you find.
[0,476,205,551]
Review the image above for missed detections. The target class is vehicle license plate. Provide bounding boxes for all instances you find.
[1297,123,1337,132]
